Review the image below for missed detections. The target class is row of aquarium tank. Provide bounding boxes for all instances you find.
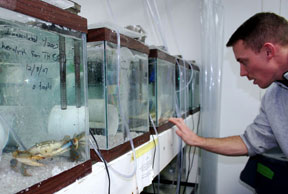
[0,1,200,193]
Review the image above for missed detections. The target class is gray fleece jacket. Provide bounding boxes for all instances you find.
[240,81,288,160]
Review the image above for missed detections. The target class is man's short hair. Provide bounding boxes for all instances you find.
[226,12,288,52]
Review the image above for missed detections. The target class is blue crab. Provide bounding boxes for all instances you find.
[10,132,86,176]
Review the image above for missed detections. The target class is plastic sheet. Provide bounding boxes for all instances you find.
[199,0,224,194]
[144,0,168,50]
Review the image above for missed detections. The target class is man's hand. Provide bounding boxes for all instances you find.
[169,117,248,156]
[169,117,203,146]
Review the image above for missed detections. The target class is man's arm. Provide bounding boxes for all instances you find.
[169,118,248,156]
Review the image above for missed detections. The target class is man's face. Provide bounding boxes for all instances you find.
[232,40,277,89]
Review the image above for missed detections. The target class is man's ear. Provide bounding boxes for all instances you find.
[263,43,275,59]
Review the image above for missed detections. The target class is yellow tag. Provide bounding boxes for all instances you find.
[131,138,158,160]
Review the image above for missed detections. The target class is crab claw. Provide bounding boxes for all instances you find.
[21,164,32,176]
[70,145,81,161]
[72,138,79,149]
[75,132,86,147]
[12,150,44,167]
[10,159,32,176]
[10,159,18,171]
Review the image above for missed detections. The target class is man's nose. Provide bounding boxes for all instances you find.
[240,64,248,77]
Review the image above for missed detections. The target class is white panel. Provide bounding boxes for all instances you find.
[75,0,201,62]
[216,0,281,194]
[262,0,281,13]
[280,0,288,18]
[159,0,202,62]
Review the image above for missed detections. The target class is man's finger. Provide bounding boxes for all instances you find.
[175,129,184,138]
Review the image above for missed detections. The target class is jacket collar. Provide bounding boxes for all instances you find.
[276,80,288,89]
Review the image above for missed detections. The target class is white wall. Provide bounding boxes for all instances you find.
[219,1,262,194]
[218,0,287,194]
[75,0,201,63]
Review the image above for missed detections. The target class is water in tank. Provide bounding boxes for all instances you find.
[149,49,176,126]
[0,4,89,194]
[186,66,193,112]
[175,59,190,117]
[192,69,200,109]
[87,28,149,150]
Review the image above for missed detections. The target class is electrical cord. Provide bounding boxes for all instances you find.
[176,142,183,194]
[144,1,196,193]
[151,133,157,170]
[182,109,201,194]
[105,0,138,179]
[149,114,160,194]
[175,60,195,194]
[89,129,111,194]
[175,60,184,194]
[151,133,157,194]
[175,61,194,94]
[144,0,168,51]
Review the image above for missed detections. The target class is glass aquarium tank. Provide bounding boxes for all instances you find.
[175,58,190,117]
[87,27,149,150]
[0,1,89,193]
[186,64,193,112]
[191,65,200,110]
[149,48,176,127]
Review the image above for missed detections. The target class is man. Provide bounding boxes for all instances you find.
[169,12,288,193]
